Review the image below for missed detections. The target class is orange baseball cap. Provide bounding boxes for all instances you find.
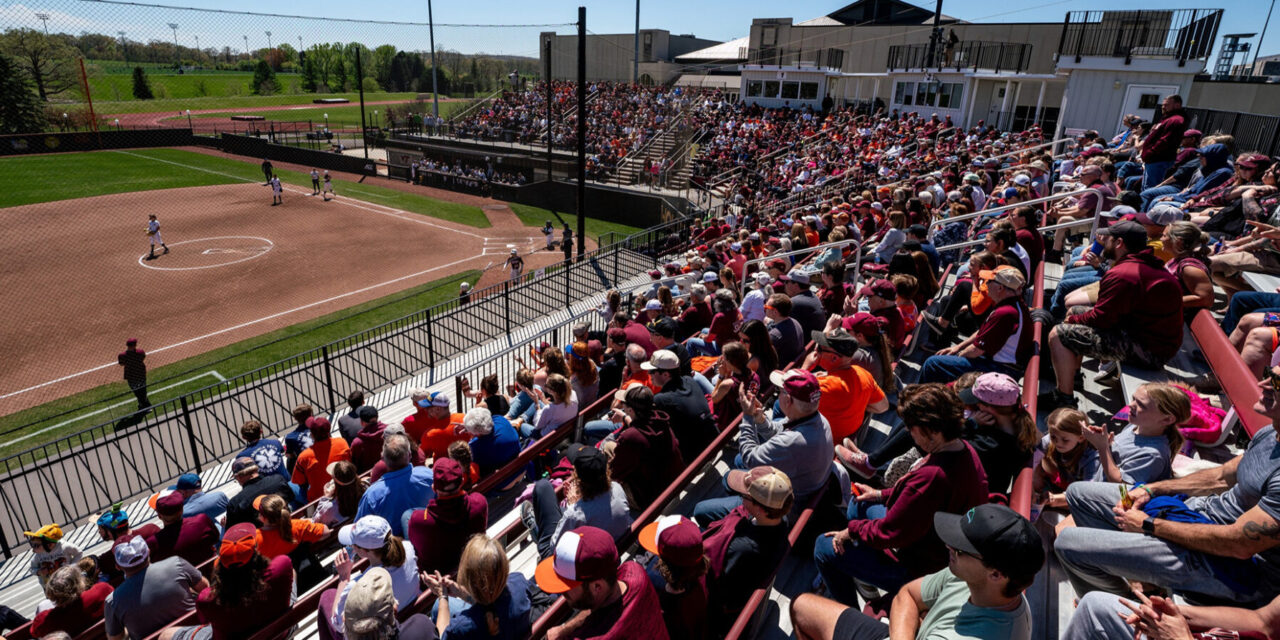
[218,523,261,567]
[534,526,619,594]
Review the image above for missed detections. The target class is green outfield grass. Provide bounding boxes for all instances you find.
[0,268,480,458]
[508,203,643,245]
[166,101,468,128]
[0,148,490,227]
[88,73,267,102]
[89,92,422,115]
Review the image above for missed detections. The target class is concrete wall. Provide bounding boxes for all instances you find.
[748,19,1062,74]
[1056,69,1196,137]
[1188,80,1280,115]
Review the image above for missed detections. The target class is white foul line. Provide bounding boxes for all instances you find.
[0,370,226,449]
[111,150,485,239]
[0,253,482,401]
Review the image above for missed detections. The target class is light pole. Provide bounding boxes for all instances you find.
[35,12,49,35]
[427,0,439,121]
[243,35,249,58]
[168,23,179,60]
[265,30,272,51]
[324,113,329,131]
[194,34,200,59]
[114,118,120,131]
[62,112,68,131]
[374,110,379,128]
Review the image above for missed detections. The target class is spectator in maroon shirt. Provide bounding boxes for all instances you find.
[192,523,295,640]
[855,279,907,353]
[535,526,670,640]
[1042,221,1183,410]
[406,458,488,574]
[676,284,713,340]
[919,268,1033,383]
[1011,205,1044,275]
[117,338,150,412]
[31,566,113,637]
[350,406,389,474]
[146,492,218,567]
[612,312,656,356]
[638,516,708,640]
[813,383,989,605]
[1139,95,1189,190]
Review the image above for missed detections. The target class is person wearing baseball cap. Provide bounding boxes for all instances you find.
[807,330,889,443]
[780,269,827,336]
[24,523,81,588]
[291,416,351,502]
[699,466,792,632]
[166,472,228,524]
[328,514,421,637]
[607,385,684,513]
[858,279,907,352]
[814,383,988,607]
[94,503,160,586]
[407,457,487,575]
[149,490,219,568]
[103,533,207,640]
[920,266,1032,384]
[795,503,1040,640]
[1043,218,1183,410]
[638,515,709,639]
[177,522,293,640]
[645,348,717,466]
[740,270,773,323]
[526,443,633,560]
[692,368,832,527]
[1045,162,1109,262]
[415,392,470,461]
[536,526,669,640]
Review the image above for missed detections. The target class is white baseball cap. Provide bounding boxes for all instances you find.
[339,515,392,549]
[703,272,719,282]
[645,299,663,311]
[114,535,151,569]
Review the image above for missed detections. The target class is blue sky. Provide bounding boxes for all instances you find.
[4,0,1275,62]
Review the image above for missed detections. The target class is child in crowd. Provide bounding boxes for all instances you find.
[890,274,919,333]
[1086,382,1187,485]
[1033,408,1100,511]
[314,460,368,526]
[25,524,81,588]
[958,372,1039,495]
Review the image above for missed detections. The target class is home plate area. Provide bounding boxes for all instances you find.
[481,236,541,255]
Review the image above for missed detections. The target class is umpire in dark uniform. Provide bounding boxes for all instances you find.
[118,338,150,412]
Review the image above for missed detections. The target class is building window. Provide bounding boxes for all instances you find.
[781,81,800,99]
[1138,93,1160,109]
[799,82,819,100]
[764,80,780,97]
[762,26,776,46]
[918,82,938,107]
[746,80,764,97]
[939,82,964,109]
[826,48,844,70]
[894,81,915,105]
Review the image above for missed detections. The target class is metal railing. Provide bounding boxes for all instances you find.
[1184,107,1280,158]
[1056,9,1222,64]
[0,217,694,559]
[888,41,1033,73]
[738,239,861,299]
[932,187,1106,253]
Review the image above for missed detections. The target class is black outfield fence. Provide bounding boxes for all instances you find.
[0,218,694,559]
[0,128,196,156]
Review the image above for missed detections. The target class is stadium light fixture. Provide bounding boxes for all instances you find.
[168,23,179,54]
[35,12,49,35]
[266,30,272,51]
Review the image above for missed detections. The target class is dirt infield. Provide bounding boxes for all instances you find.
[0,176,589,416]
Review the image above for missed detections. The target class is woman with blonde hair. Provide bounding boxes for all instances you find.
[422,535,532,640]
[566,341,599,406]
[30,566,112,637]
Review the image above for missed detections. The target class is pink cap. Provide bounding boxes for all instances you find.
[959,372,1021,407]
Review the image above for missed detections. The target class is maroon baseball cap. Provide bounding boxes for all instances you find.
[606,327,627,344]
[768,369,821,404]
[639,515,704,567]
[154,491,185,516]
[842,312,888,339]
[306,416,331,437]
[432,457,464,491]
[535,526,620,593]
[858,278,896,299]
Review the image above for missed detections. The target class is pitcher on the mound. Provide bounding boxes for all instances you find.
[146,214,168,260]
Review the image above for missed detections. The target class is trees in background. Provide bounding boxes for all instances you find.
[251,59,278,95]
[131,66,153,99]
[0,28,79,101]
[0,53,46,133]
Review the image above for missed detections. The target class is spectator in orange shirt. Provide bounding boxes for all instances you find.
[254,494,329,560]
[806,330,889,443]
[292,417,352,502]
[416,391,468,460]
[397,388,435,445]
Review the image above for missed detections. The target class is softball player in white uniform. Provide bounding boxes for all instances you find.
[146,214,168,259]
[322,171,335,201]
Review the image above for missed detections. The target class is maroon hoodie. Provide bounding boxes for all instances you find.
[1066,249,1183,361]
[350,422,387,473]
[407,492,488,574]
